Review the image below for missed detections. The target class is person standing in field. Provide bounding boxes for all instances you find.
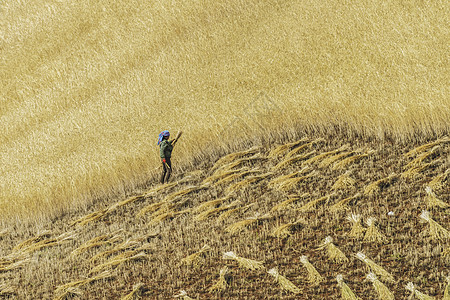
[157,130,182,184]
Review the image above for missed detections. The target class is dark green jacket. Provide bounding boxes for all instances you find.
[160,139,174,159]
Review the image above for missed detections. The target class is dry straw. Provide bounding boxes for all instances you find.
[444,276,450,300]
[267,267,302,294]
[331,173,356,190]
[120,283,145,300]
[405,145,440,169]
[299,256,323,285]
[214,169,260,186]
[271,220,303,238]
[271,193,309,212]
[268,137,310,157]
[194,195,232,213]
[275,173,315,191]
[332,151,373,170]
[53,270,114,300]
[137,201,166,218]
[285,141,314,158]
[356,252,394,283]
[222,251,264,271]
[420,210,450,242]
[164,184,209,203]
[305,144,349,165]
[226,172,272,193]
[364,174,399,196]
[405,282,435,300]
[90,251,147,275]
[268,167,310,187]
[329,193,360,212]
[366,272,394,300]
[317,236,348,263]
[425,186,448,209]
[225,213,272,234]
[428,169,449,190]
[209,266,229,292]
[0,229,8,238]
[336,274,361,300]
[402,162,432,179]
[173,290,195,300]
[211,146,261,170]
[181,244,211,267]
[71,232,122,257]
[297,194,332,212]
[0,283,16,296]
[148,208,190,226]
[404,137,449,158]
[346,214,365,238]
[217,202,253,222]
[213,153,266,175]
[195,200,242,221]
[363,217,386,243]
[273,150,316,170]
[319,151,354,168]
[13,230,52,251]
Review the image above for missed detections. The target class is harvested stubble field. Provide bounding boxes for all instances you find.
[0,133,449,299]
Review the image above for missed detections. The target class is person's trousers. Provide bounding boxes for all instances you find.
[161,157,172,184]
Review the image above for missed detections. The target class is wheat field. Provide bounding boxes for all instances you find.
[0,0,449,226]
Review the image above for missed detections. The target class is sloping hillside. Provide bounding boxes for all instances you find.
[0,133,449,299]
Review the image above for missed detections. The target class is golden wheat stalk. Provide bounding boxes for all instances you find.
[120,283,145,300]
[297,194,331,212]
[195,195,232,213]
[226,172,272,193]
[420,210,450,242]
[149,208,190,226]
[214,169,260,186]
[356,252,394,283]
[203,168,244,184]
[0,229,8,238]
[213,153,266,174]
[137,201,165,218]
[181,245,211,266]
[444,276,450,300]
[425,186,449,209]
[366,272,394,300]
[364,174,399,196]
[70,208,109,227]
[329,194,360,212]
[443,247,450,261]
[300,256,323,285]
[173,290,195,300]
[53,270,114,299]
[428,169,450,190]
[71,231,123,257]
[332,173,356,190]
[333,151,372,170]
[319,151,354,168]
[404,137,449,157]
[217,202,253,222]
[223,251,264,271]
[406,282,436,300]
[209,266,229,292]
[336,274,361,300]
[90,251,147,275]
[211,146,261,170]
[225,213,272,234]
[13,230,52,251]
[346,214,365,238]
[405,145,440,170]
[363,217,386,243]
[268,137,310,157]
[267,268,302,294]
[0,283,16,296]
[53,287,83,300]
[89,239,141,264]
[276,173,315,191]
[271,220,303,238]
[268,167,309,186]
[284,141,315,159]
[273,150,316,170]
[164,185,209,203]
[305,144,349,165]
[317,236,348,263]
[271,193,309,212]
[402,162,432,179]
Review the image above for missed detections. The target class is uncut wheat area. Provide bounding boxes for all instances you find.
[1,0,449,299]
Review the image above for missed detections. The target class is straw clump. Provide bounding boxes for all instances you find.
[209,266,229,293]
[363,217,386,243]
[425,186,448,209]
[223,251,264,271]
[366,272,394,300]
[346,214,365,238]
[297,194,331,212]
[53,270,114,300]
[181,244,211,267]
[173,290,195,300]
[273,150,316,170]
[268,137,310,157]
[300,256,323,285]
[267,267,302,294]
[420,210,450,242]
[317,236,348,263]
[332,151,372,170]
[364,174,399,196]
[405,282,435,300]
[329,193,360,212]
[404,137,449,158]
[120,283,146,300]
[444,276,450,300]
[271,220,303,238]
[356,252,394,283]
[331,173,356,191]
[225,213,272,234]
[336,274,361,300]
[212,146,261,170]
[271,193,309,212]
[428,169,450,190]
